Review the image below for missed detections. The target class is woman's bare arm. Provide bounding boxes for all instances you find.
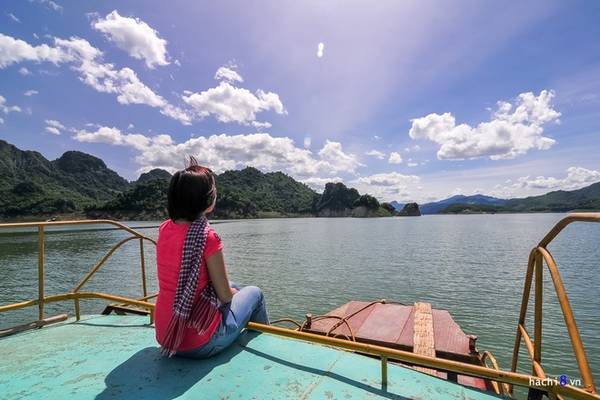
[206,250,235,303]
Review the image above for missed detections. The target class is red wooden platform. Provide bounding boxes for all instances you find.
[303,301,491,391]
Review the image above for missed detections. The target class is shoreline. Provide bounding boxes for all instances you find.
[0,210,584,225]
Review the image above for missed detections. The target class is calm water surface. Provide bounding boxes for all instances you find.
[0,214,598,386]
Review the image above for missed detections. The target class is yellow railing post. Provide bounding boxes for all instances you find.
[381,355,388,387]
[534,250,543,375]
[37,225,45,321]
[140,238,148,298]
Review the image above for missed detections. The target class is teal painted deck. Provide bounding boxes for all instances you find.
[0,315,502,399]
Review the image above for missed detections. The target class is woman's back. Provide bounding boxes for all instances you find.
[155,219,223,352]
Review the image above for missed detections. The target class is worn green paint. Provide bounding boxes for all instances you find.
[0,315,503,399]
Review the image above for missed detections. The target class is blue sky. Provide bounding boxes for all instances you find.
[1,0,599,202]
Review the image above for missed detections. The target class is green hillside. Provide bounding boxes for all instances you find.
[0,140,128,218]
[214,167,319,218]
[441,182,600,213]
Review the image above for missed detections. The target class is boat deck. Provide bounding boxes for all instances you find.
[305,301,489,390]
[0,314,502,399]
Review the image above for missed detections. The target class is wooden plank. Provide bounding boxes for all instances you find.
[356,303,412,343]
[0,314,68,338]
[432,309,471,356]
[310,301,376,339]
[395,305,415,348]
[412,302,437,376]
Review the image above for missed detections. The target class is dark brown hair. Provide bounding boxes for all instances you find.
[167,157,216,221]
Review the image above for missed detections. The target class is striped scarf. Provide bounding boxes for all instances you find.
[161,216,220,356]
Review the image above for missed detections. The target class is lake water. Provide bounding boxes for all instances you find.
[0,214,598,387]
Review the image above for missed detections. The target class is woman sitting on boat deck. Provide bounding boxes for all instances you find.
[155,158,269,358]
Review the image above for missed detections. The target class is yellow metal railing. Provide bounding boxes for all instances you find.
[510,213,599,398]
[0,220,157,323]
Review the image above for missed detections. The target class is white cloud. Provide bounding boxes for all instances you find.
[318,140,364,173]
[8,13,21,23]
[0,33,73,68]
[388,151,402,164]
[45,119,65,129]
[19,67,31,75]
[350,172,421,201]
[303,136,311,148]
[215,66,243,83]
[492,167,600,198]
[409,90,560,160]
[317,42,325,58]
[36,0,63,12]
[301,176,343,192]
[366,149,385,160]
[71,126,363,177]
[407,162,419,167]
[44,119,66,135]
[0,33,191,125]
[24,89,39,96]
[0,117,4,124]
[251,121,272,130]
[92,10,169,68]
[0,95,21,114]
[182,79,285,125]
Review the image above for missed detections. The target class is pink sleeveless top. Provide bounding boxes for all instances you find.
[155,219,223,351]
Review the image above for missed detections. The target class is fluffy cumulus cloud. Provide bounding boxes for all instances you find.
[492,167,600,197]
[318,140,364,173]
[70,125,362,177]
[366,149,385,159]
[182,78,285,125]
[350,172,421,201]
[24,89,39,96]
[0,33,191,125]
[0,33,72,68]
[214,66,243,83]
[388,151,402,164]
[92,10,169,69]
[409,90,560,160]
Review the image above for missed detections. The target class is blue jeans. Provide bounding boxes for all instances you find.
[178,283,269,359]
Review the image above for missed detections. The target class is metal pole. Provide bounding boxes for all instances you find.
[381,355,388,387]
[37,226,45,321]
[139,238,147,298]
[534,251,543,374]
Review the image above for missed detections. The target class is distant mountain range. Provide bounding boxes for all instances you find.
[420,194,507,214]
[420,186,600,214]
[1,139,599,220]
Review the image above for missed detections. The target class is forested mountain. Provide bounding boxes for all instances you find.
[213,167,318,218]
[0,141,402,220]
[0,140,128,217]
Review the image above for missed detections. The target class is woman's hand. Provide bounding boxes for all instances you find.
[230,287,239,295]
